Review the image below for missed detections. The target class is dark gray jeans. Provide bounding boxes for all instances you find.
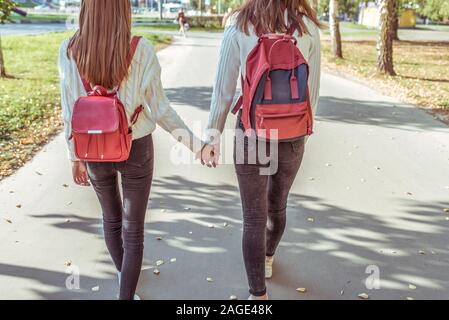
[234,134,305,297]
[86,134,154,300]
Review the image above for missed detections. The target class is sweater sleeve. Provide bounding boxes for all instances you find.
[139,39,203,153]
[205,22,241,145]
[306,23,321,118]
[58,40,78,161]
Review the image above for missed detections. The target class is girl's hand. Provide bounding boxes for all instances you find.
[72,161,90,186]
[197,144,220,168]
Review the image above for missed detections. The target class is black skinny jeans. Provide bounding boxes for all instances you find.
[86,134,154,300]
[234,132,305,297]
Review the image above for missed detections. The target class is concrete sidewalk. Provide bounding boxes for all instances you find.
[1,32,449,300]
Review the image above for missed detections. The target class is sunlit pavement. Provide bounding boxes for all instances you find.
[0,32,448,300]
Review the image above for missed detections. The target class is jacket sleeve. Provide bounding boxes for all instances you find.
[139,39,203,153]
[205,22,241,145]
[306,23,321,118]
[58,40,78,161]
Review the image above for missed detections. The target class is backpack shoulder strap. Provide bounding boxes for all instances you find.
[286,25,296,36]
[118,36,142,90]
[128,36,142,65]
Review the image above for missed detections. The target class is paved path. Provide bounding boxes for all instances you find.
[1,32,449,300]
[0,23,71,36]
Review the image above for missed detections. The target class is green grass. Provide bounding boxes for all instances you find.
[416,24,449,32]
[321,40,449,111]
[11,13,69,22]
[321,21,373,31]
[340,21,373,30]
[321,30,378,38]
[0,31,171,179]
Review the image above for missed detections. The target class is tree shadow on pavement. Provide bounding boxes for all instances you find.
[0,262,117,300]
[165,86,213,112]
[16,175,449,300]
[140,175,449,300]
[317,96,449,131]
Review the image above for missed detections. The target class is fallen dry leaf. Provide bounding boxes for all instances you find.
[408,284,417,290]
[206,277,214,282]
[35,171,43,176]
[20,138,33,145]
[65,219,71,223]
[418,250,426,255]
[156,260,164,266]
[296,287,307,293]
[66,201,72,206]
[153,269,160,275]
[444,208,449,213]
[64,260,72,267]
[358,293,369,300]
[4,219,12,224]
[16,204,22,208]
[156,236,162,241]
[208,224,215,229]
[62,184,69,188]
[223,222,229,227]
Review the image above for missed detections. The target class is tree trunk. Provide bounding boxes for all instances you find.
[377,0,396,75]
[392,0,399,40]
[0,35,6,78]
[329,0,343,58]
[159,0,163,20]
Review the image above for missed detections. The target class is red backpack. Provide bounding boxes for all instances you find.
[232,29,313,141]
[70,36,143,162]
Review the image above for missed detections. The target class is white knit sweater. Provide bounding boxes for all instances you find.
[206,14,321,141]
[58,37,202,161]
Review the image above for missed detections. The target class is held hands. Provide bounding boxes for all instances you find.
[72,161,90,186]
[197,143,220,168]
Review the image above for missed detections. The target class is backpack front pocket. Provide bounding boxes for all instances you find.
[255,102,310,140]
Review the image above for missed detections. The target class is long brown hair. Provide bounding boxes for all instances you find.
[67,0,132,89]
[235,0,323,36]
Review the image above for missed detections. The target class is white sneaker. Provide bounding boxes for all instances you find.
[248,293,269,300]
[117,271,141,300]
[265,256,274,279]
[133,294,141,300]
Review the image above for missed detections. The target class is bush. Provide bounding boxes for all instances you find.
[187,15,225,29]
